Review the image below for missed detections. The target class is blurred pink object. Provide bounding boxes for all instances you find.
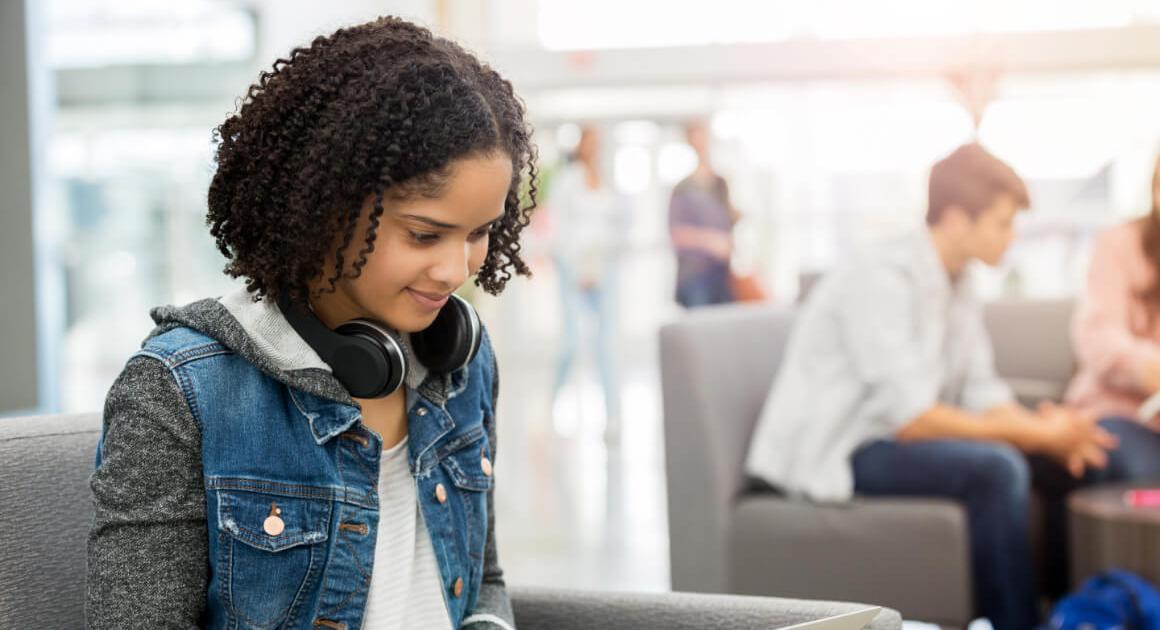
[1124,489,1160,508]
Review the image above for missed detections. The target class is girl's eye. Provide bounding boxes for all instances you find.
[468,227,492,243]
[409,231,439,245]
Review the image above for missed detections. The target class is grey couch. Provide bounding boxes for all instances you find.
[0,412,901,629]
[660,298,1074,628]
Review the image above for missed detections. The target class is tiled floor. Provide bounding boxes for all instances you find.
[482,256,674,594]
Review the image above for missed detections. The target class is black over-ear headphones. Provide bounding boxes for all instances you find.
[278,292,482,399]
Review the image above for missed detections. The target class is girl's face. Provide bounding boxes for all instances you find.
[313,152,512,333]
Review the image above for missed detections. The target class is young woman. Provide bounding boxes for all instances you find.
[87,17,536,630]
[545,125,628,433]
[1067,154,1160,481]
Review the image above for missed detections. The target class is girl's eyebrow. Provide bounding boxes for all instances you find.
[398,212,505,231]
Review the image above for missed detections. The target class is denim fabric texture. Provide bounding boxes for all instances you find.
[87,298,512,630]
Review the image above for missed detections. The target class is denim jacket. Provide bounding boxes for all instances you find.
[87,295,514,630]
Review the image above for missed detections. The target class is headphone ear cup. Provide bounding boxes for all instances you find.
[332,320,407,398]
[411,294,481,374]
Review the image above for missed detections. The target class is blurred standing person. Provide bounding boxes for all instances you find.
[548,125,629,436]
[669,119,741,308]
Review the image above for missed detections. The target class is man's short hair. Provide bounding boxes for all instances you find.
[927,143,1029,225]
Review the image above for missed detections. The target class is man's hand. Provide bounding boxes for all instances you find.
[1141,359,1160,394]
[981,403,1034,425]
[1032,402,1118,477]
[898,402,1117,474]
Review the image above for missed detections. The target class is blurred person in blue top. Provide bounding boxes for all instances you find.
[546,125,630,435]
[86,17,536,630]
[668,119,741,308]
[745,143,1120,630]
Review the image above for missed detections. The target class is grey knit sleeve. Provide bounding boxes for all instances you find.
[86,355,208,629]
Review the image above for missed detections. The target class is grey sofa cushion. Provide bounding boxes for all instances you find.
[984,298,1075,406]
[661,304,796,593]
[0,412,101,627]
[730,495,971,627]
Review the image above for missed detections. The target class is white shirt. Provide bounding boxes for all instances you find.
[362,437,452,630]
[548,163,629,282]
[744,230,1014,502]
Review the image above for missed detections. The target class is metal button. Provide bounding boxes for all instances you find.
[435,483,448,504]
[452,577,464,598]
[263,504,284,536]
[481,456,493,477]
[416,407,428,416]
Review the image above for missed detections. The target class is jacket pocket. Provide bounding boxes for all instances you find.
[439,427,494,493]
[438,429,492,566]
[216,489,332,628]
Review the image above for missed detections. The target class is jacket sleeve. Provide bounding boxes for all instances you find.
[462,332,517,630]
[87,355,208,629]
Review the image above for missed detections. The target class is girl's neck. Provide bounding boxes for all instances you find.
[306,287,362,330]
[357,388,408,450]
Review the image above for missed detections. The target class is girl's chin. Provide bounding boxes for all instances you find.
[380,308,440,334]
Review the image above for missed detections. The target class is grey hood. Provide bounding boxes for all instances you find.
[146,287,440,406]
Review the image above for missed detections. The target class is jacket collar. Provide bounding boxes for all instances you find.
[149,290,471,445]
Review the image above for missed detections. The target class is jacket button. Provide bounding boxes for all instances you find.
[264,515,285,536]
[435,483,447,504]
[480,456,493,477]
[452,577,464,598]
[416,407,428,416]
[263,504,284,536]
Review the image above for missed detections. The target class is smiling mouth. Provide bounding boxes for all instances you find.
[406,288,451,309]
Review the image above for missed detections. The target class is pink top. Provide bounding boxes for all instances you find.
[1066,220,1160,424]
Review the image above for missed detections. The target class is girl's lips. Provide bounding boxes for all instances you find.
[406,288,450,309]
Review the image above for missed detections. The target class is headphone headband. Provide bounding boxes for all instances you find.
[277,291,480,398]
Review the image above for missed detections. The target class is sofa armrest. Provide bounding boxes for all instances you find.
[509,586,902,630]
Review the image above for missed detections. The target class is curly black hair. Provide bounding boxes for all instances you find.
[207,16,537,302]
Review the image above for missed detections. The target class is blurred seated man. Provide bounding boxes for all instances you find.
[745,143,1116,630]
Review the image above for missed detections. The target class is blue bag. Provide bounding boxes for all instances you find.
[1046,570,1160,630]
